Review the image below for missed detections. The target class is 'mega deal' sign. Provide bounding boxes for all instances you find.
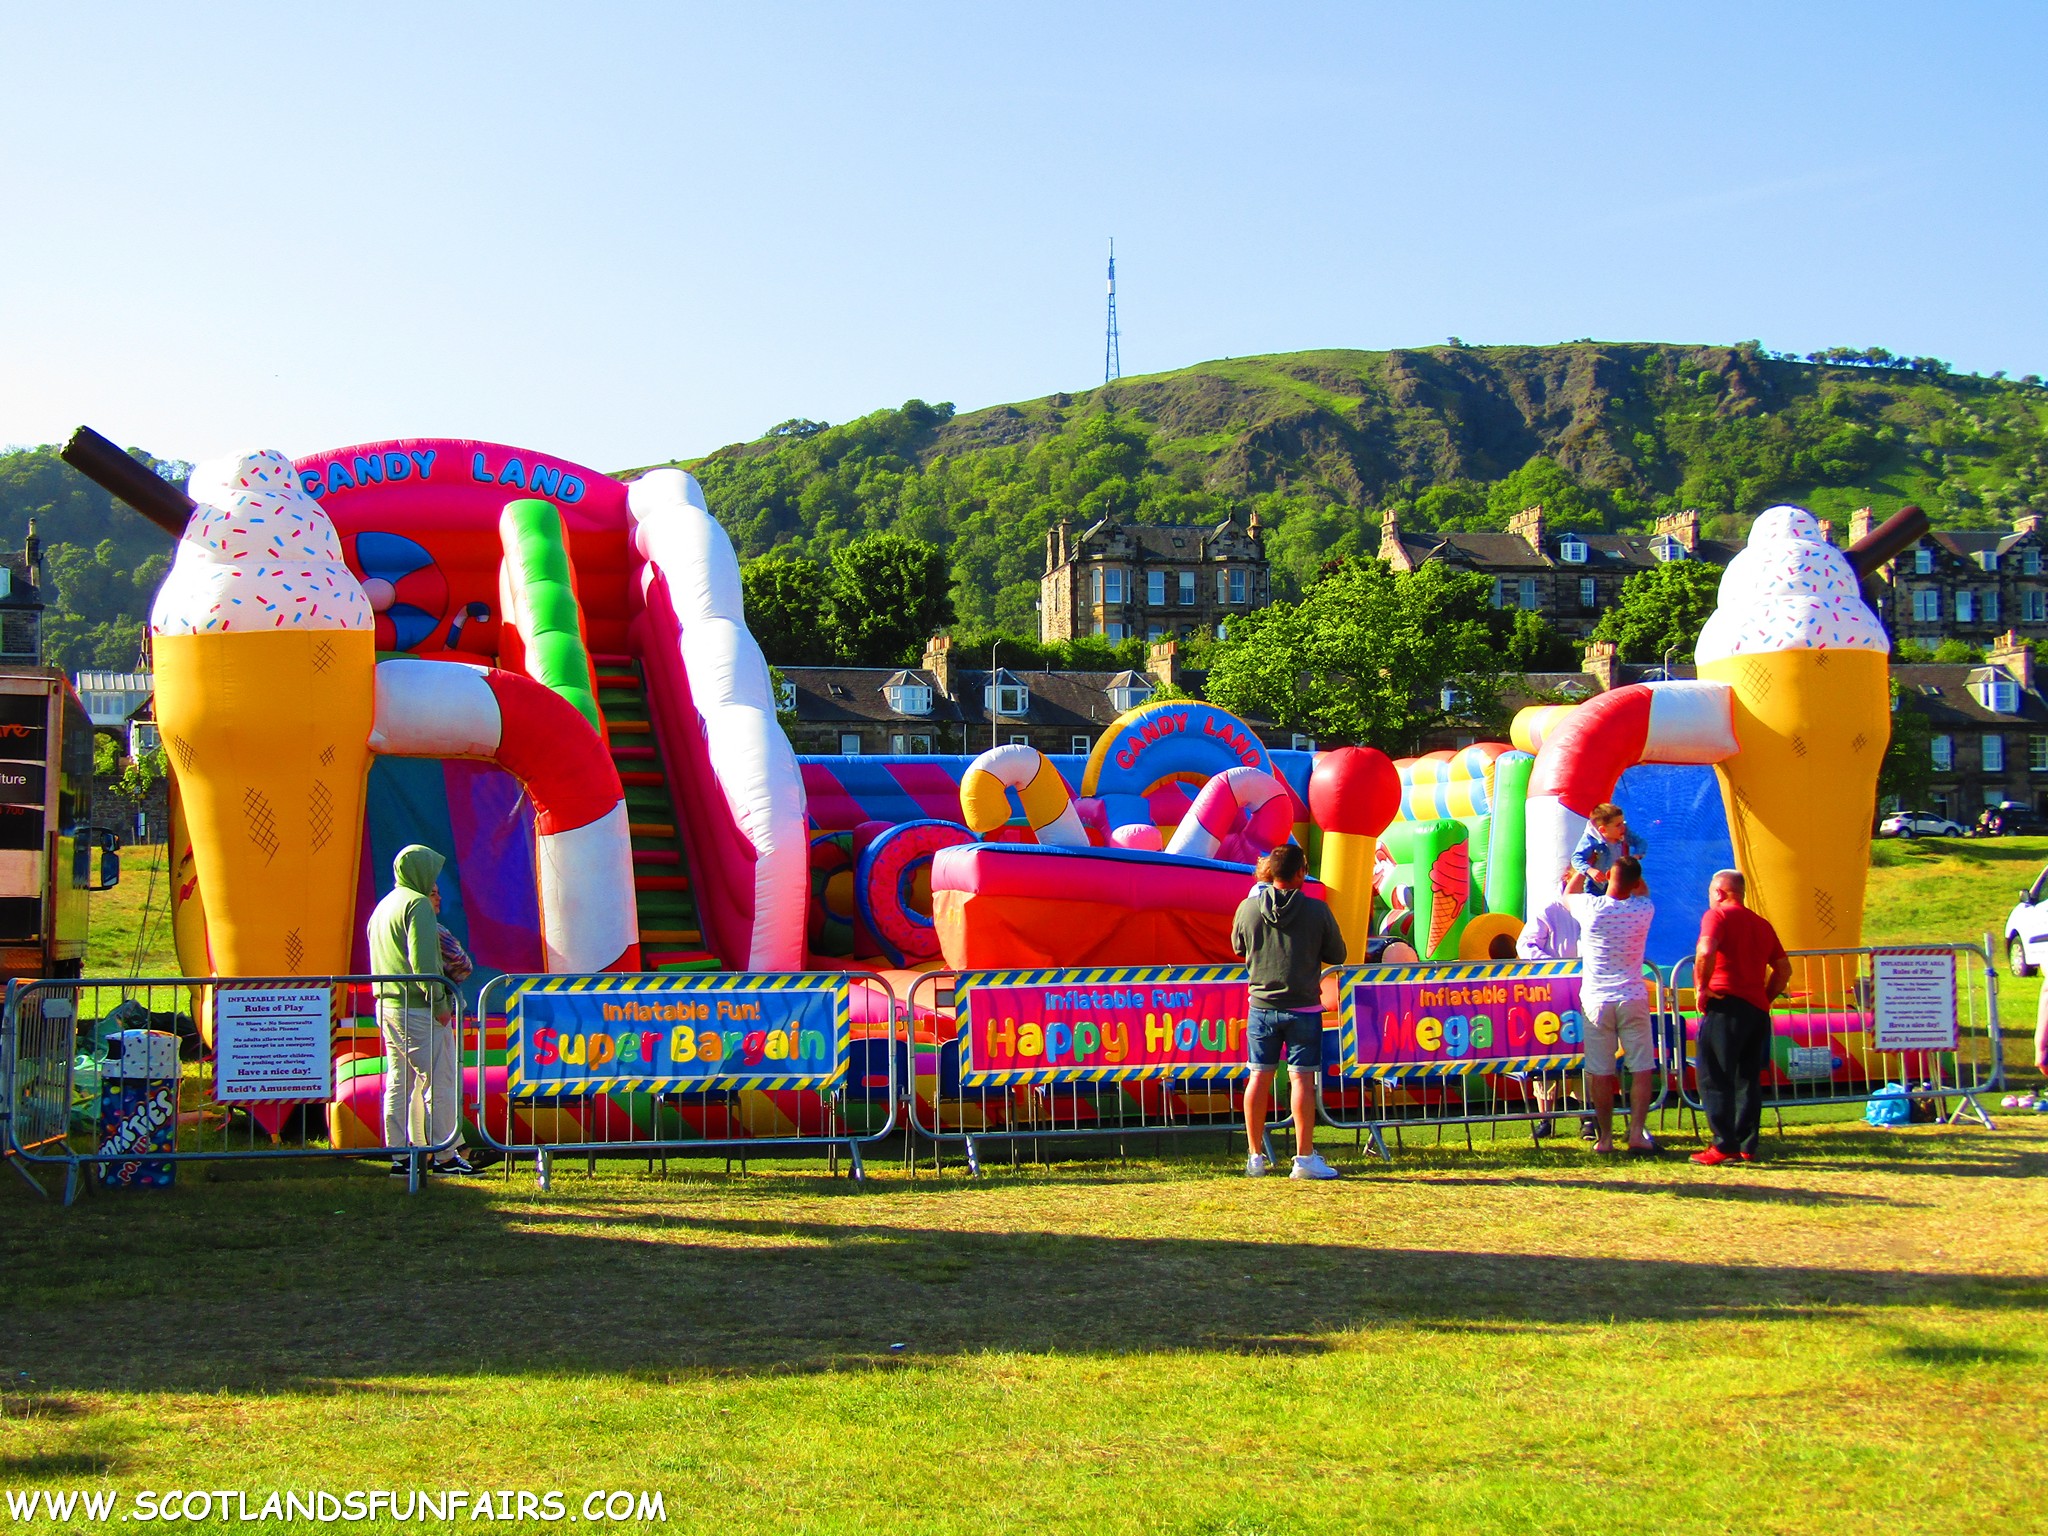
[1336,961,1589,1078]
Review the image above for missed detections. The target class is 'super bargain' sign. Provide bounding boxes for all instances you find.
[508,973,849,1094]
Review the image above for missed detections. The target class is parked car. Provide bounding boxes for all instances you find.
[1971,802,2046,838]
[2004,866,2048,975]
[1878,809,1967,838]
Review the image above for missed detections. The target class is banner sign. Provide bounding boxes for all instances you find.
[1871,949,1959,1053]
[215,987,333,1101]
[508,972,849,1095]
[1335,960,1588,1079]
[957,965,1251,1085]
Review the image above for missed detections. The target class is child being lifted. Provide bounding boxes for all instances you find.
[1572,802,1646,896]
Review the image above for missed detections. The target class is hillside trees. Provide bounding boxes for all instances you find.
[740,530,954,667]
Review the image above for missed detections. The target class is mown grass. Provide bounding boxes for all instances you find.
[12,836,2035,1532]
[82,843,179,979]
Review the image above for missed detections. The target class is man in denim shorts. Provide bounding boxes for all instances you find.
[1232,845,1348,1179]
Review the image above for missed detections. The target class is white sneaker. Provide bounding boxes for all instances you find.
[1290,1153,1340,1180]
[1245,1153,1271,1177]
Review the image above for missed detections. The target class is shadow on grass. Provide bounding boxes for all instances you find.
[1388,1177,1920,1207]
[3,1191,2046,1394]
[1888,1339,2038,1367]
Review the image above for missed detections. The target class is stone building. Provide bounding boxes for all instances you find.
[1378,505,1740,641]
[1038,514,1270,644]
[779,637,1309,758]
[1892,631,2048,822]
[1859,509,2048,652]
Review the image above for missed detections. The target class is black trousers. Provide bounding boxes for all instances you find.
[1696,998,1771,1155]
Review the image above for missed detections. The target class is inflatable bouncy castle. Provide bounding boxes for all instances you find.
[63,412,1914,1141]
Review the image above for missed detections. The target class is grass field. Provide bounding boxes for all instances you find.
[82,843,179,979]
[0,837,2033,1533]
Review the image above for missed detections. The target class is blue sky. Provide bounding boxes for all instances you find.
[3,2,2043,471]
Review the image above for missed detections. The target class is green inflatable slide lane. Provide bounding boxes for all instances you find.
[498,497,603,734]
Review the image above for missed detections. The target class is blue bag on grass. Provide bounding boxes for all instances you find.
[1865,1083,1913,1128]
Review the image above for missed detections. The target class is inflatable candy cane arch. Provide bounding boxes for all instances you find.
[1165,766,1295,863]
[960,743,1089,846]
[369,658,639,972]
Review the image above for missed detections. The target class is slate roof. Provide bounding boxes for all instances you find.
[1891,663,2048,727]
[781,665,1170,730]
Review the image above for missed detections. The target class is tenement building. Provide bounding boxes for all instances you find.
[1378,505,1740,641]
[1038,513,1270,644]
[1861,509,2048,651]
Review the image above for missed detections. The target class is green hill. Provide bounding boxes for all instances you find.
[661,341,2048,633]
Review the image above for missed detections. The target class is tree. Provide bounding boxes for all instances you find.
[1497,607,1579,671]
[740,550,835,665]
[826,532,955,666]
[1588,560,1724,663]
[1879,680,1931,810]
[1931,638,1984,664]
[1485,456,1604,530]
[1202,558,1510,752]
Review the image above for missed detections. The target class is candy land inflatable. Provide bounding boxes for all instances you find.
[86,423,1906,1143]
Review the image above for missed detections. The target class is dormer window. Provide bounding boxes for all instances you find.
[1557,534,1587,564]
[1914,546,1934,575]
[1652,535,1686,562]
[883,672,933,716]
[1105,670,1153,713]
[774,677,796,714]
[985,669,1030,717]
[1973,674,2021,713]
[1977,550,2000,572]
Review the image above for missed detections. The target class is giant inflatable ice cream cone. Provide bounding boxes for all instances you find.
[1695,505,1890,953]
[150,451,376,976]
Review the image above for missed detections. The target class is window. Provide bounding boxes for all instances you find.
[1986,590,2002,623]
[1147,624,1165,641]
[1995,679,2020,713]
[1103,568,1125,605]
[1978,550,2000,572]
[1147,569,1166,605]
[1106,674,1153,712]
[1956,591,1975,623]
[1914,546,1934,575]
[884,681,932,716]
[1008,733,1029,746]
[1103,622,1125,641]
[1986,788,2007,808]
[1491,577,1508,610]
[1912,588,1940,622]
[1230,569,1247,604]
[1215,569,1231,603]
[1290,733,1316,752]
[1091,567,1102,604]
[1932,792,1950,817]
[1931,734,1953,771]
[1558,534,1587,564]
[1652,535,1686,562]
[2031,736,2048,771]
[839,733,863,756]
[889,733,932,755]
[1071,735,1091,755]
[1519,577,1539,610]
[2029,549,2043,577]
[1580,576,1598,609]
[1984,734,2006,772]
[2028,590,2047,623]
[1179,571,1196,605]
[985,676,1030,716]
[774,677,797,714]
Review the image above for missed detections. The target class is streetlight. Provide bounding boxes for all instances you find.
[991,638,1000,753]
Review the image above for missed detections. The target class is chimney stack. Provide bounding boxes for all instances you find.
[922,633,955,699]
[1378,506,1414,571]
[1584,639,1622,692]
[1989,629,2035,694]
[1653,508,1701,552]
[1146,639,1182,692]
[1508,504,1547,554]
[1849,507,1878,547]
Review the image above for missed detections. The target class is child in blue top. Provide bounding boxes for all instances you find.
[1572,802,1646,895]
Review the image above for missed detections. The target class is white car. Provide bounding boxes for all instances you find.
[1879,810,1967,838]
[2003,866,2048,976]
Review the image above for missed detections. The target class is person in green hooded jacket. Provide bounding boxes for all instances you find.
[367,844,476,1176]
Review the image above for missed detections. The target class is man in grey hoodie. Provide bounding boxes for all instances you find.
[366,844,477,1177]
[1231,845,1347,1179]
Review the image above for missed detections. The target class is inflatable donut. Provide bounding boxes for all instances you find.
[856,819,977,967]
[807,831,857,958]
[1457,911,1525,961]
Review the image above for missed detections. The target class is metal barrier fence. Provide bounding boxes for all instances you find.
[900,967,1284,1174]
[1313,959,1677,1159]
[2,973,461,1204]
[468,970,902,1186]
[1665,941,2002,1131]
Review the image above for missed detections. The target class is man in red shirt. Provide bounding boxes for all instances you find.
[1690,868,1791,1167]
